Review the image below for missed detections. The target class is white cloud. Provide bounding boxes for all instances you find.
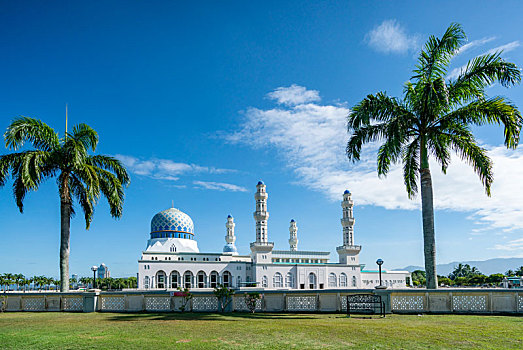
[267,84,320,106]
[193,181,248,192]
[492,238,523,251]
[365,20,419,54]
[485,41,520,55]
[228,85,523,232]
[456,36,496,55]
[115,155,235,180]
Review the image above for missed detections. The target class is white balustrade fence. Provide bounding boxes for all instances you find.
[1,289,522,314]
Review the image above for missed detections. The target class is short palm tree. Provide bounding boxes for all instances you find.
[0,117,130,291]
[346,23,521,289]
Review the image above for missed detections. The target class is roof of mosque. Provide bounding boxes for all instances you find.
[150,208,194,235]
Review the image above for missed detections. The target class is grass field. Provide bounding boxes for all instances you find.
[0,312,521,349]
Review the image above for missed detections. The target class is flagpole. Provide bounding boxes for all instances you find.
[65,103,68,138]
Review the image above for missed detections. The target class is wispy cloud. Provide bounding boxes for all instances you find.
[115,154,235,180]
[193,181,248,192]
[365,19,419,54]
[228,85,523,233]
[492,238,523,251]
[267,84,320,106]
[456,36,496,55]
[485,41,520,55]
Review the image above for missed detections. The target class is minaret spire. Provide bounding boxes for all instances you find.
[341,190,355,245]
[336,190,361,264]
[223,215,238,254]
[289,219,298,251]
[253,181,269,243]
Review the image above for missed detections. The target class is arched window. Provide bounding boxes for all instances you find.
[237,276,242,287]
[328,273,337,288]
[183,271,193,289]
[144,276,150,289]
[308,273,317,289]
[197,271,207,288]
[170,244,176,252]
[285,272,294,288]
[273,272,283,288]
[222,271,232,287]
[340,273,347,287]
[352,276,357,287]
[262,276,268,288]
[170,271,180,289]
[210,271,219,288]
[156,271,166,289]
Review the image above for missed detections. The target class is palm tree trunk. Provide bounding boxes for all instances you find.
[420,161,438,289]
[60,177,71,292]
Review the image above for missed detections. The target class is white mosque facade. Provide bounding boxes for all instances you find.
[138,182,410,290]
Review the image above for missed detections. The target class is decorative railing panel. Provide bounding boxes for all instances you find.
[517,295,523,312]
[391,295,424,311]
[101,296,125,311]
[23,297,45,311]
[145,296,170,311]
[452,295,487,312]
[63,297,83,311]
[286,296,317,311]
[234,296,262,312]
[192,296,218,312]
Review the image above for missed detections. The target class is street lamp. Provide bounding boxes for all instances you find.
[91,266,98,289]
[375,258,387,289]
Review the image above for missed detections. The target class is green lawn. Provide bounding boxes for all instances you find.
[0,312,521,349]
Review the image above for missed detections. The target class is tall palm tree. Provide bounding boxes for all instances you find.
[346,23,521,289]
[0,117,130,291]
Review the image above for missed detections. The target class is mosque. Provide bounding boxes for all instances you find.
[137,182,410,290]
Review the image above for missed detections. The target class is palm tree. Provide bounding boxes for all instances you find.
[0,118,130,291]
[346,23,521,289]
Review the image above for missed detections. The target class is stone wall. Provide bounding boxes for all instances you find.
[1,289,522,314]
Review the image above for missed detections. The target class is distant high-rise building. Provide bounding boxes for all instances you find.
[97,263,110,279]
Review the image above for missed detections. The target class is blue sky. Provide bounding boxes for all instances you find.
[1,1,522,277]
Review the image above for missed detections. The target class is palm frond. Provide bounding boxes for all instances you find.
[437,97,522,148]
[88,155,130,186]
[402,138,420,198]
[69,123,99,152]
[4,117,60,152]
[413,23,466,81]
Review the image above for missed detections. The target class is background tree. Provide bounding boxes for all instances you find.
[515,266,523,277]
[213,284,235,313]
[0,117,130,291]
[346,23,521,289]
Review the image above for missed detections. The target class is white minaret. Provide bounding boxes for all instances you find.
[254,181,269,243]
[336,190,361,264]
[223,215,238,254]
[250,181,273,264]
[289,219,298,251]
[341,190,355,245]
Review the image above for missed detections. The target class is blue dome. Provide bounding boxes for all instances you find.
[290,219,295,222]
[150,208,194,236]
[227,214,232,218]
[344,190,351,194]
[223,243,238,254]
[257,180,264,185]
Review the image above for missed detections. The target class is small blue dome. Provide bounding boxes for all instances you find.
[344,190,351,194]
[227,214,232,218]
[290,219,295,222]
[257,180,264,185]
[223,242,238,254]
